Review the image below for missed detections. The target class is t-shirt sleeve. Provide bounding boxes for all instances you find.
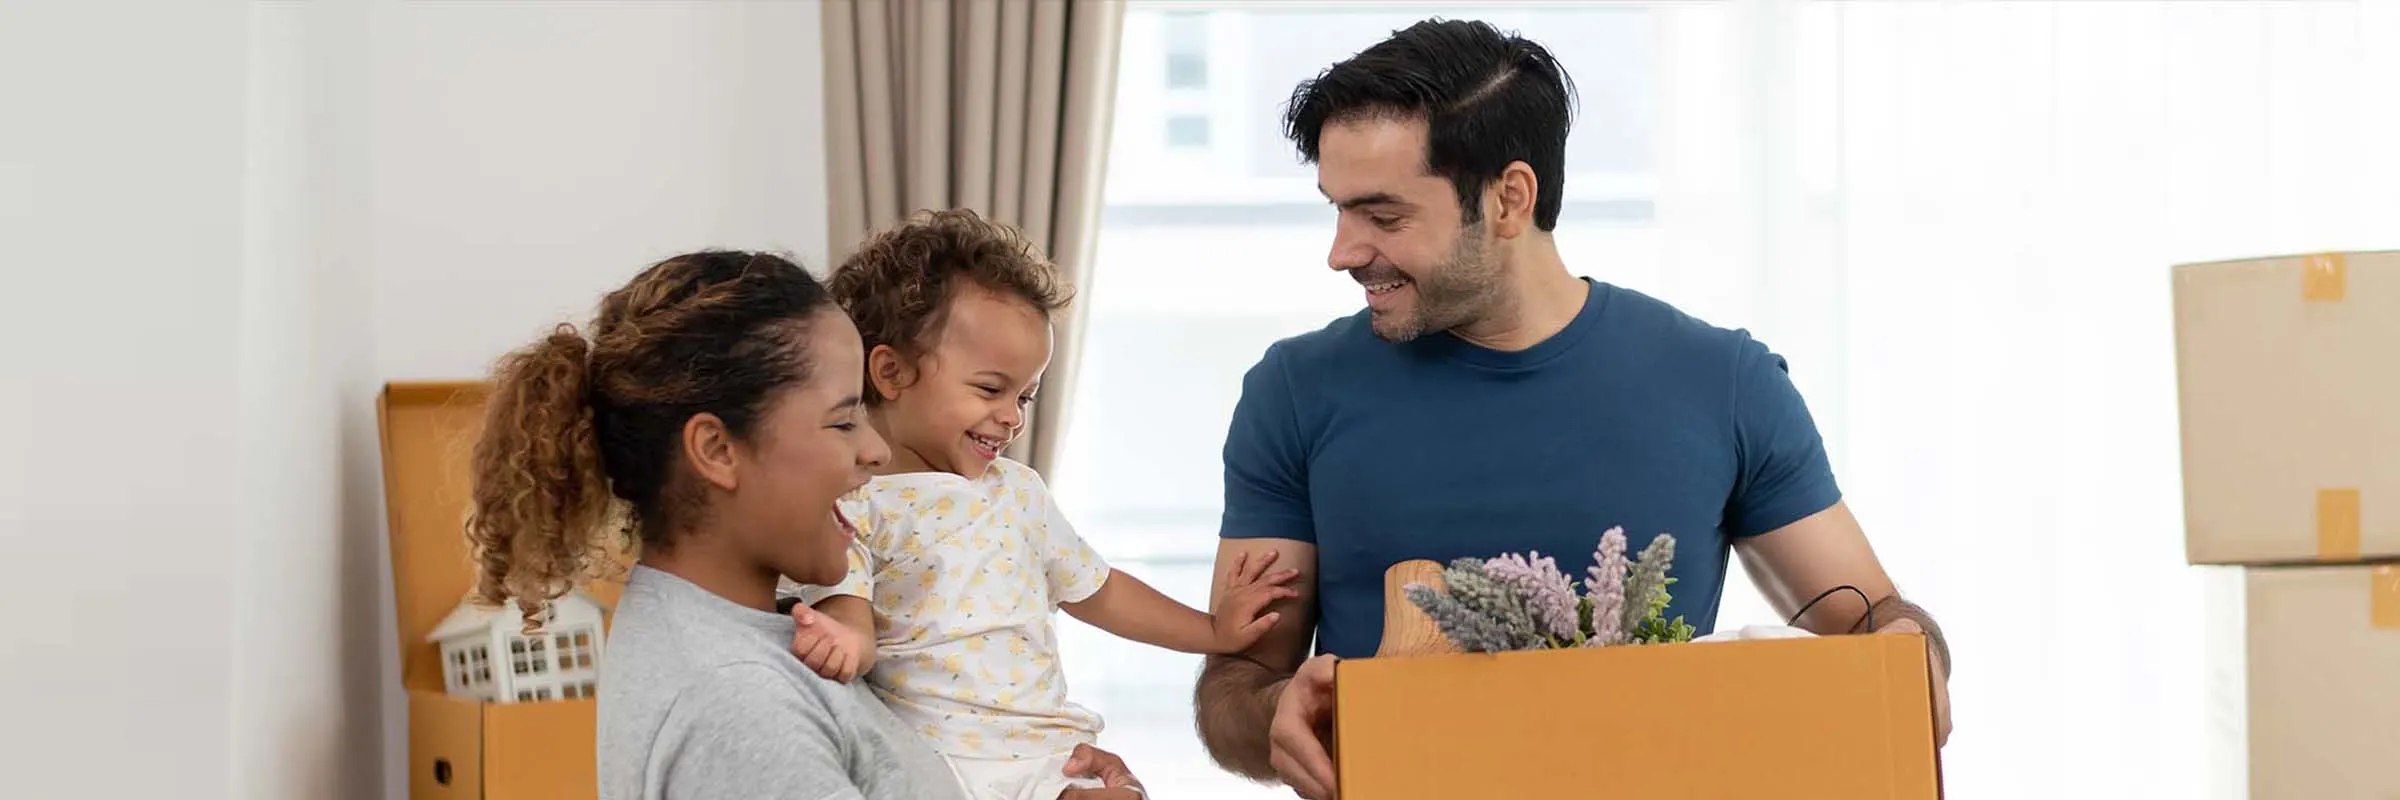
[1220,343,1315,542]
[785,499,878,606]
[1023,467,1110,605]
[651,664,865,800]
[1725,336,1844,538]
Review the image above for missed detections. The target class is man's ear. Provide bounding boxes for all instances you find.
[1488,161,1540,239]
[868,344,918,402]
[683,412,739,492]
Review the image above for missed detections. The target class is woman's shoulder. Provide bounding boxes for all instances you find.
[675,660,836,716]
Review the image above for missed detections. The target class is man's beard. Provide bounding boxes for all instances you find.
[1370,223,1497,343]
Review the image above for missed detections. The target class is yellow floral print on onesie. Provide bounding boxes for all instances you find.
[782,458,1109,761]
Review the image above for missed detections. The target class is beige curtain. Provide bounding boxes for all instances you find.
[821,0,1123,473]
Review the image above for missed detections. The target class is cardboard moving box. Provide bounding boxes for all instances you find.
[2208,564,2400,799]
[2173,250,2400,564]
[381,381,627,799]
[1334,633,1941,799]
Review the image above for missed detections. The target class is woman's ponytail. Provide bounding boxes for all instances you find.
[466,324,614,629]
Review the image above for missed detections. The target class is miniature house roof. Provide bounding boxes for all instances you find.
[426,590,606,643]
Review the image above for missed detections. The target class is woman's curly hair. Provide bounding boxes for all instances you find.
[826,208,1072,404]
[464,251,836,629]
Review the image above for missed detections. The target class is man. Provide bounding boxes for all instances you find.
[1191,19,1952,799]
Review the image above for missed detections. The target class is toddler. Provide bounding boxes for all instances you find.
[781,209,1297,800]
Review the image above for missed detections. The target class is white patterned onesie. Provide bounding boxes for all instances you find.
[784,458,1113,800]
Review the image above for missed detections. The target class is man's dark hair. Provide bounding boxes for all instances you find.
[1282,18,1577,231]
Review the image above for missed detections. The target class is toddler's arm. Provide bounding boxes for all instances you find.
[1062,550,1299,654]
[791,594,878,683]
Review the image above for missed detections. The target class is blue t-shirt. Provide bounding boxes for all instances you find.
[1218,278,1841,659]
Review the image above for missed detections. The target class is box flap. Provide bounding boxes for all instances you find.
[1334,634,1938,799]
[2173,250,2400,564]
[380,381,629,693]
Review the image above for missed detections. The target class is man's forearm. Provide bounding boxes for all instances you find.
[1854,594,1950,676]
[1194,654,1290,780]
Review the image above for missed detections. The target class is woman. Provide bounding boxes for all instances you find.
[463,251,1143,799]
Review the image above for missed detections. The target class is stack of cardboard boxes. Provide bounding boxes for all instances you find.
[2172,251,2400,799]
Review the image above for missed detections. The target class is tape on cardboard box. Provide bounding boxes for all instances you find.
[2317,488,2362,561]
[2300,252,2346,302]
[2373,565,2400,631]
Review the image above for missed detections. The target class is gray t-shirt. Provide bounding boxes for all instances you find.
[597,565,966,800]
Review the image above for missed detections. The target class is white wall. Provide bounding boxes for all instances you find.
[1,3,249,798]
[0,2,827,798]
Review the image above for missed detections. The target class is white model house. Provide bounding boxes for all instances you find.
[427,590,607,703]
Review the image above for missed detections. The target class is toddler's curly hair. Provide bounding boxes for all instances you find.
[827,208,1073,405]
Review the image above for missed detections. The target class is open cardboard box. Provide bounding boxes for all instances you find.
[381,381,626,799]
[1334,563,1941,799]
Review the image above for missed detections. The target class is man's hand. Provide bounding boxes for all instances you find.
[789,603,873,683]
[1059,743,1146,799]
[1210,550,1301,653]
[1269,654,1340,799]
[1877,617,1951,747]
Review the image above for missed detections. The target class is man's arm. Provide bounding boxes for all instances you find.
[1194,537,1318,780]
[1733,501,1947,664]
[1735,501,1952,744]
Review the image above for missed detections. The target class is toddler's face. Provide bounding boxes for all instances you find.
[876,283,1052,479]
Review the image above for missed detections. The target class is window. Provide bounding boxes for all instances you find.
[509,638,530,676]
[1165,115,1209,148]
[470,646,491,684]
[535,686,554,701]
[528,636,550,675]
[553,627,596,672]
[1164,12,1208,89]
[515,690,533,702]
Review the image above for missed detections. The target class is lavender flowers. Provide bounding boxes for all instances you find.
[1441,558,1545,650]
[1404,583,1521,653]
[1623,533,1695,644]
[1584,527,1629,647]
[1406,527,1695,653]
[1482,551,1582,643]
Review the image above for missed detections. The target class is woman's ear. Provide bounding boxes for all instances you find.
[868,344,917,402]
[682,412,740,492]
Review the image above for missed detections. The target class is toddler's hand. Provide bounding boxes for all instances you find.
[1209,549,1302,654]
[790,604,873,683]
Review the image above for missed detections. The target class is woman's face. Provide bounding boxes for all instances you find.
[726,308,889,586]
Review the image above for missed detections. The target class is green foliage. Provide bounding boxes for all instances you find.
[1632,613,1695,645]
